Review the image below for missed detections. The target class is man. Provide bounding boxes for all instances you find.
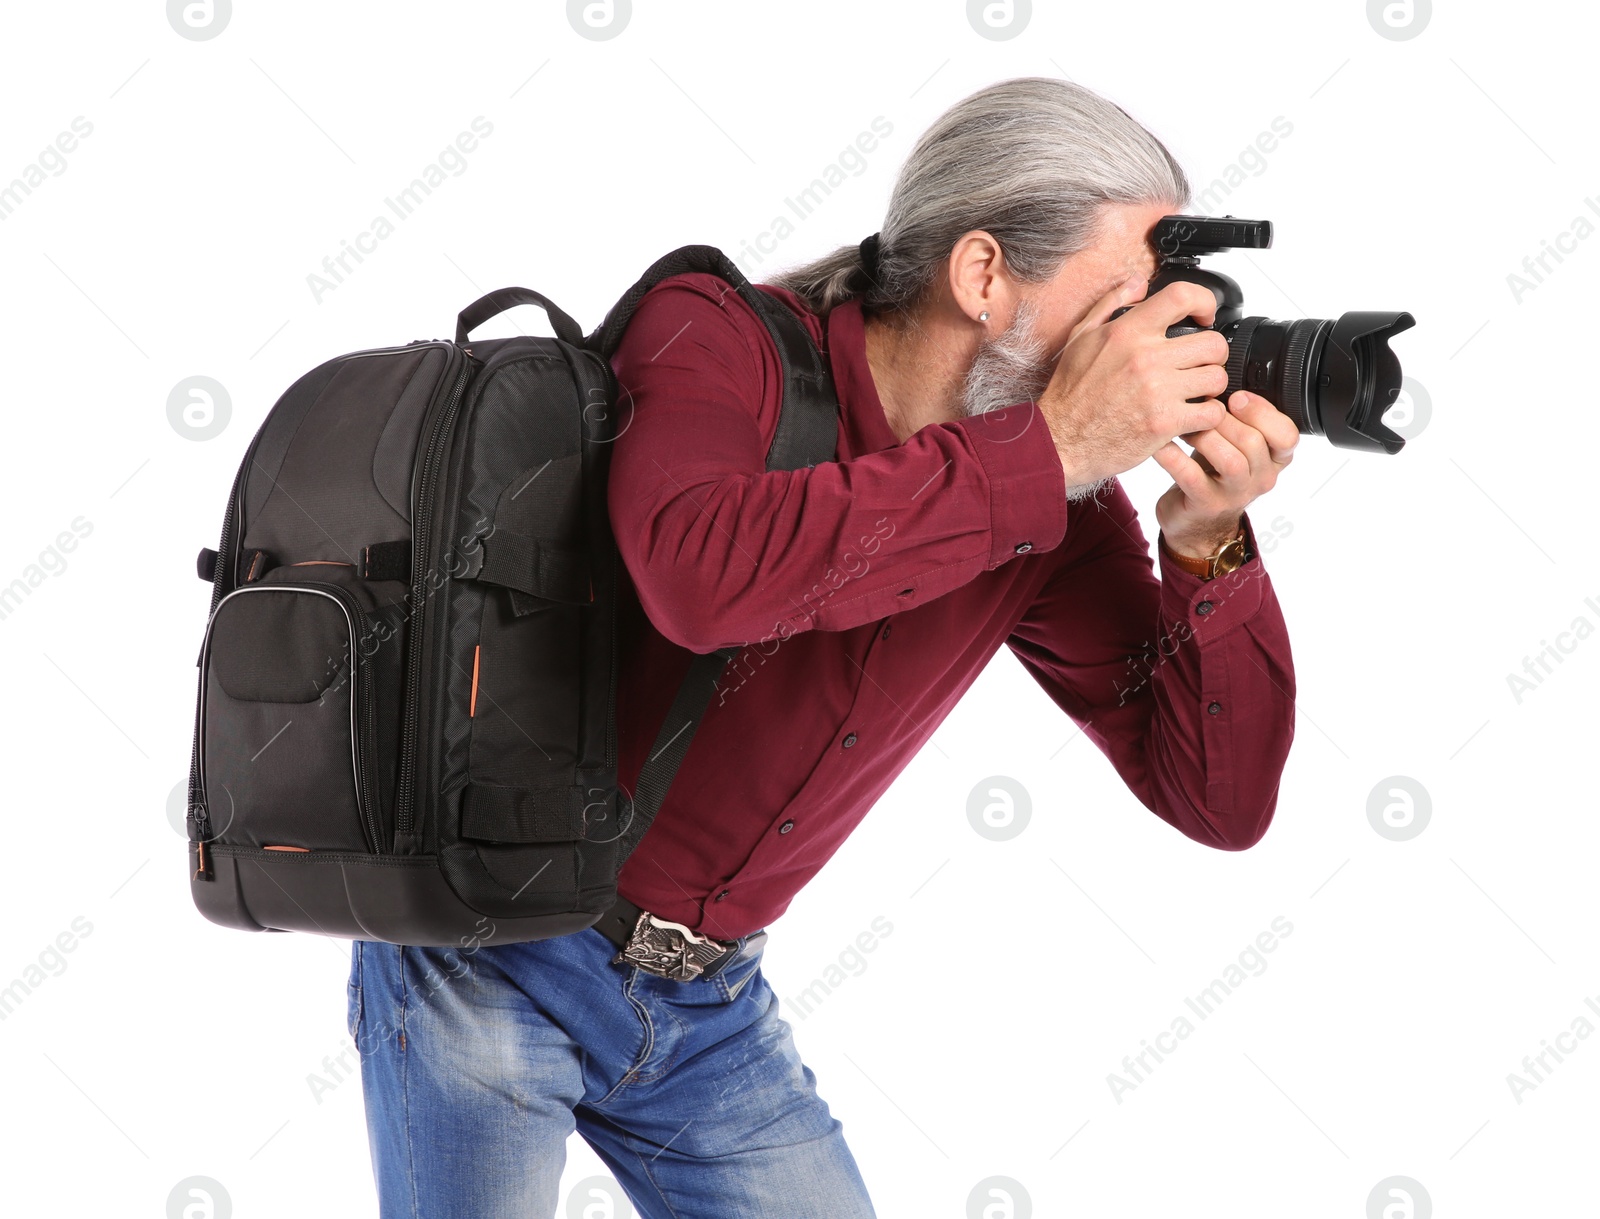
[354,76,1297,1216]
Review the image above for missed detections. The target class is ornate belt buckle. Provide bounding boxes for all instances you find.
[614,912,730,982]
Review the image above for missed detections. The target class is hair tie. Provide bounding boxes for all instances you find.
[857,232,882,281]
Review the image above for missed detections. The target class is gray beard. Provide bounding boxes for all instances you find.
[958,301,1115,503]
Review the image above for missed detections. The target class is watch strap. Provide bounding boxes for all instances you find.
[1160,524,1247,581]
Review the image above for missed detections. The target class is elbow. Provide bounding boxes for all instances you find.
[1214,822,1272,852]
[618,499,755,653]
[1149,783,1278,851]
[656,616,735,655]
[637,587,734,653]
[1209,787,1279,851]
[630,571,751,653]
[1146,758,1279,851]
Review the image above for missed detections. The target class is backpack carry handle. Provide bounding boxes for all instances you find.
[456,287,584,346]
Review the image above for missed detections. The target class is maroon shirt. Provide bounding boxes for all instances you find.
[608,274,1296,939]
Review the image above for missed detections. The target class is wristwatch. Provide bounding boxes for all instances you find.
[1160,524,1250,581]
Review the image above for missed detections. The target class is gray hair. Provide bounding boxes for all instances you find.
[770,77,1190,316]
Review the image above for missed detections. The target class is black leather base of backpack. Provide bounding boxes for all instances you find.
[185,248,838,946]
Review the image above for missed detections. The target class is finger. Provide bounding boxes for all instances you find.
[1167,396,1226,437]
[1205,408,1272,472]
[1122,281,1219,333]
[1228,391,1299,463]
[1166,328,1230,370]
[1068,275,1147,346]
[1184,445,1219,478]
[1176,432,1224,470]
[1152,440,1214,501]
[1183,427,1252,487]
[1173,363,1230,404]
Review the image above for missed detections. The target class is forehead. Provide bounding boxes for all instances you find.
[1088,201,1171,276]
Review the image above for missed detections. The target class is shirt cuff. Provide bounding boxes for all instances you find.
[953,402,1069,569]
[1158,510,1270,639]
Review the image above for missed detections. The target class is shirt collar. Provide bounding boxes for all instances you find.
[823,297,902,458]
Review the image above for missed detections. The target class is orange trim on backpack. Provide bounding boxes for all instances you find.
[469,645,481,717]
[263,845,311,852]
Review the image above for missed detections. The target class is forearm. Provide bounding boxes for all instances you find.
[1010,501,1295,849]
[613,406,1067,651]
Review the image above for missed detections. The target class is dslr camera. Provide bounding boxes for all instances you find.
[1127,215,1415,454]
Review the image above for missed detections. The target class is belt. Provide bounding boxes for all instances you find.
[593,893,744,983]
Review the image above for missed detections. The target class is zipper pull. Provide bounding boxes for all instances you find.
[190,800,214,880]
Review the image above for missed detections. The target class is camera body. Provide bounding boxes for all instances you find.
[1138,215,1415,455]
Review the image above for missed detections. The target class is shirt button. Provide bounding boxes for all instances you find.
[779,820,795,834]
[842,732,858,749]
[1196,600,1214,616]
[881,624,892,640]
[1207,700,1222,716]
[1015,542,1033,554]
[714,890,730,902]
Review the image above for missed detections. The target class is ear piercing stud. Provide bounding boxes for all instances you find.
[978,310,990,322]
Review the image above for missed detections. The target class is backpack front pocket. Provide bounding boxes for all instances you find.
[199,575,408,853]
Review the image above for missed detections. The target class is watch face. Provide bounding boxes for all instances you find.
[1214,538,1247,574]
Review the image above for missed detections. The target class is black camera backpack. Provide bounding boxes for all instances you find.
[186,247,838,946]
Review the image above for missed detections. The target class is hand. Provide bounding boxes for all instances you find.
[1153,390,1299,557]
[1036,279,1231,492]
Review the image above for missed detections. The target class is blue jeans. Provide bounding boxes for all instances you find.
[349,925,877,1218]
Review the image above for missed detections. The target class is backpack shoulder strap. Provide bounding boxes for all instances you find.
[590,244,838,473]
[598,245,840,870]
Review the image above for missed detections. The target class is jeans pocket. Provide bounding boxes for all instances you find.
[716,931,768,1003]
[346,942,363,1040]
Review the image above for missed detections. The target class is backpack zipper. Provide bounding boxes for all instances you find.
[192,341,462,872]
[189,425,263,878]
[310,583,382,854]
[393,355,473,847]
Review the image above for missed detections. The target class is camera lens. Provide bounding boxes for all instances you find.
[1221,317,1330,435]
[1118,250,1417,455]
[1219,311,1415,454]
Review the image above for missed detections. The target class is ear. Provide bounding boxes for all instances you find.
[946,230,1013,325]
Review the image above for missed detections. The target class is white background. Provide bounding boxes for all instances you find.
[0,1,1594,1216]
